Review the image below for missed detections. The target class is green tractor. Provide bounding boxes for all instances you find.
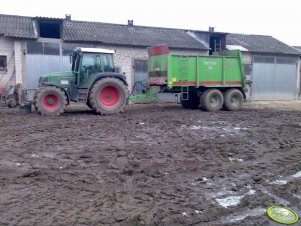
[33,48,129,116]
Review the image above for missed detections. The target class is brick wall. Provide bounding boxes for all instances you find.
[0,37,26,91]
[0,37,15,90]
[14,40,23,84]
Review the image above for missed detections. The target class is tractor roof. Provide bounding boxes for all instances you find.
[74,47,115,54]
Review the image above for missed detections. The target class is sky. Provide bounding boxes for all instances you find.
[1,0,300,46]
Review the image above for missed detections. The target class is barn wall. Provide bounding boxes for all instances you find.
[0,37,15,90]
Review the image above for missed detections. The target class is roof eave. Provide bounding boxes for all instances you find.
[243,50,301,56]
[63,38,208,51]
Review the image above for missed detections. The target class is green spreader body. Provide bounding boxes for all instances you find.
[148,44,246,94]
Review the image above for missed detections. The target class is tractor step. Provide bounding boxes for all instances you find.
[78,89,88,102]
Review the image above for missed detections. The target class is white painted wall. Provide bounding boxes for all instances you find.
[14,40,23,84]
[296,58,301,99]
[0,37,27,92]
[0,37,15,90]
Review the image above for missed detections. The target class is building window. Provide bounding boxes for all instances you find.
[0,56,7,72]
[27,41,60,55]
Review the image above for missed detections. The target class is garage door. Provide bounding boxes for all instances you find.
[252,56,297,100]
[25,41,92,90]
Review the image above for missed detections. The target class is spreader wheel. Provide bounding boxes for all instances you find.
[223,89,243,111]
[200,89,224,112]
[34,86,67,116]
[89,77,128,115]
[180,91,200,109]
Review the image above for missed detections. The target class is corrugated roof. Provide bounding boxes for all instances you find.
[227,33,300,56]
[0,14,36,39]
[1,13,299,55]
[0,14,207,50]
[35,16,63,20]
[62,20,208,50]
[293,46,301,53]
[226,45,248,51]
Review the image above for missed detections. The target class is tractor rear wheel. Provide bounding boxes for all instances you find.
[86,100,93,110]
[89,77,128,115]
[180,91,200,109]
[223,89,243,111]
[200,89,224,111]
[34,86,67,116]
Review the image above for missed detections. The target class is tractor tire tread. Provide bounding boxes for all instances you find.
[223,88,243,111]
[200,89,224,112]
[88,77,128,115]
[35,86,67,116]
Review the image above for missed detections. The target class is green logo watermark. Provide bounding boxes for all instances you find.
[267,206,299,224]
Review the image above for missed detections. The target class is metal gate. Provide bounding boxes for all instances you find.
[25,41,92,89]
[26,54,70,89]
[252,56,297,100]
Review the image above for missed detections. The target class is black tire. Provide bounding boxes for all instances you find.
[33,92,38,111]
[34,86,67,116]
[86,100,93,110]
[180,91,200,109]
[223,89,243,111]
[89,77,128,115]
[200,89,224,112]
[7,95,17,108]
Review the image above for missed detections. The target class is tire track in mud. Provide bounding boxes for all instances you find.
[0,103,301,225]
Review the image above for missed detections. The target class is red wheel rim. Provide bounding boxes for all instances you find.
[99,86,120,108]
[43,94,59,110]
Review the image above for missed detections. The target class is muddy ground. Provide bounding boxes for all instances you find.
[0,101,300,226]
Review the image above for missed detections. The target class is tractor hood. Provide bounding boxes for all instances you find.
[38,71,74,87]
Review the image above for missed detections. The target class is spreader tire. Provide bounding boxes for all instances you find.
[223,89,243,111]
[180,91,200,109]
[200,89,224,112]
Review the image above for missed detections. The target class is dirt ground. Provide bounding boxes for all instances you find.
[0,101,300,226]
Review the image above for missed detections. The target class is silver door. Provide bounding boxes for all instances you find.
[252,56,297,100]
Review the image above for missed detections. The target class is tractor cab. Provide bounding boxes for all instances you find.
[72,48,116,88]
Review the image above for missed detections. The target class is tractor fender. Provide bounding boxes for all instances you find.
[40,82,70,105]
[90,73,128,89]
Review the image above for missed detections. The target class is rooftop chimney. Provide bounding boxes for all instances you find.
[65,14,71,20]
[128,20,134,26]
[209,26,215,32]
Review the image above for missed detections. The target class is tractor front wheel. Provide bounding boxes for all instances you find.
[34,86,67,116]
[89,77,128,115]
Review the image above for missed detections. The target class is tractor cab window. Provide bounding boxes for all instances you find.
[72,53,80,72]
[81,53,101,76]
[101,53,115,72]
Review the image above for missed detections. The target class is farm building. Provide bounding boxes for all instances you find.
[226,34,300,100]
[293,46,301,87]
[0,13,300,101]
